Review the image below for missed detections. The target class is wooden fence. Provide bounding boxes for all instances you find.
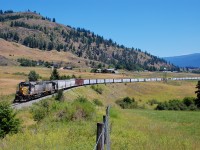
[93,106,111,150]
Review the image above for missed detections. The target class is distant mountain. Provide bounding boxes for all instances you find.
[0,10,178,71]
[164,53,200,67]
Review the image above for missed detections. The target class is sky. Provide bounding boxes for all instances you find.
[0,0,200,57]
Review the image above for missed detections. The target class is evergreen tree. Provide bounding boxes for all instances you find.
[50,68,60,80]
[195,81,200,108]
[52,18,56,22]
[28,70,39,81]
[48,42,54,50]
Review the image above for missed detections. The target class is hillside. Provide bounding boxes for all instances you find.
[164,53,200,67]
[0,38,90,68]
[0,10,178,71]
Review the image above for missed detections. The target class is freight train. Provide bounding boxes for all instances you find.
[14,77,200,102]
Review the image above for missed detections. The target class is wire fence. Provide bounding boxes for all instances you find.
[93,105,111,150]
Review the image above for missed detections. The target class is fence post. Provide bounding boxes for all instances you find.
[103,115,107,144]
[96,123,104,150]
[106,106,110,150]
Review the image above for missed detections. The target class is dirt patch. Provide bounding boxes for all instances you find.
[0,55,18,66]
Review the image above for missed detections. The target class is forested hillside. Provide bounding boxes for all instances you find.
[0,10,178,71]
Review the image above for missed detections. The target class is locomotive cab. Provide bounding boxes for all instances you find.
[14,82,31,102]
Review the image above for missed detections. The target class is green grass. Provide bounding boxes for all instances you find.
[1,107,200,150]
[110,109,200,150]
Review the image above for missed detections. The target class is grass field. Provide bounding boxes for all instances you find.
[0,103,200,150]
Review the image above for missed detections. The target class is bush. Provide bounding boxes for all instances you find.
[31,107,46,122]
[55,90,64,101]
[183,97,195,107]
[156,98,195,111]
[0,102,21,138]
[28,70,39,81]
[31,100,50,122]
[93,99,103,107]
[57,97,96,121]
[116,97,138,109]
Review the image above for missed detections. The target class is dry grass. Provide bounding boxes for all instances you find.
[0,38,88,67]
[0,64,199,97]
[0,79,20,95]
[64,81,197,107]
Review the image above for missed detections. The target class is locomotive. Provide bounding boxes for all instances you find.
[14,77,200,102]
[14,79,84,102]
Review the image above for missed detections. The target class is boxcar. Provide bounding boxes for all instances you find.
[97,79,105,84]
[114,79,122,83]
[90,79,97,84]
[75,79,84,86]
[105,79,114,83]
[83,79,90,85]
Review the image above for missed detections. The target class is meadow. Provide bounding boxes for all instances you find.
[0,100,200,150]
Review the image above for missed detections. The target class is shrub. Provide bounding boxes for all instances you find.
[156,99,189,111]
[93,99,103,107]
[31,100,50,122]
[57,97,96,121]
[183,97,195,107]
[31,107,46,122]
[188,104,198,111]
[55,90,64,101]
[116,97,138,109]
[28,70,39,81]
[0,102,21,138]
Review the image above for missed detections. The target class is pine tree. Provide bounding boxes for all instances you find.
[50,68,60,80]
[52,18,56,22]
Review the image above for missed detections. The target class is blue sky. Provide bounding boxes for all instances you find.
[0,0,200,57]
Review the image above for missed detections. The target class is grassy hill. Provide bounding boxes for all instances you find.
[0,10,178,71]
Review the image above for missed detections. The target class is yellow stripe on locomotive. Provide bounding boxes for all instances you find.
[20,86,29,95]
